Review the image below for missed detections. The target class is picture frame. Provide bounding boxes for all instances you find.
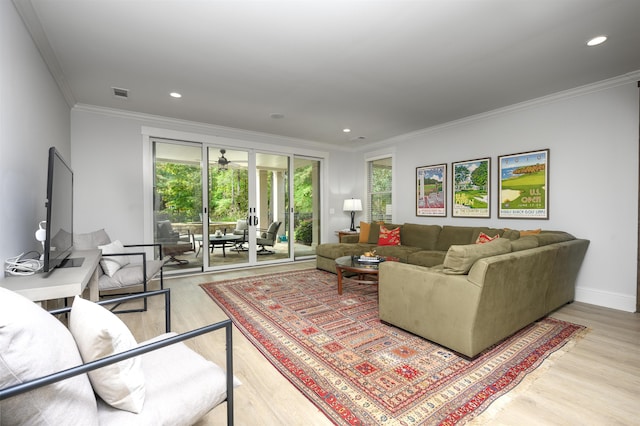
[416,163,447,216]
[452,157,491,218]
[498,149,549,219]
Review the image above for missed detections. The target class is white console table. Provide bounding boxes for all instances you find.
[1,249,101,303]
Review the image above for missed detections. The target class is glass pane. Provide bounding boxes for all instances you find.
[293,157,320,257]
[256,152,290,262]
[207,147,249,268]
[153,141,202,272]
[369,158,392,222]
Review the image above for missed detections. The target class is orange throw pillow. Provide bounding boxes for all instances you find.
[378,225,401,246]
[476,232,499,244]
[520,228,542,236]
[358,222,370,243]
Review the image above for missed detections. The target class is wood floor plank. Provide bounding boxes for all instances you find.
[119,262,640,425]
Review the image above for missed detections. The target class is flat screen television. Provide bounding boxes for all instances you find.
[43,147,81,273]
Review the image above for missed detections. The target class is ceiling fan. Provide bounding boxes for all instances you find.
[218,149,230,169]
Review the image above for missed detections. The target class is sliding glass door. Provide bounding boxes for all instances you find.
[151,138,319,273]
[152,140,203,273]
[293,156,320,258]
[205,147,250,268]
[255,152,290,263]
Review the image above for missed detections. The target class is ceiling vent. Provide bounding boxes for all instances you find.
[112,87,129,99]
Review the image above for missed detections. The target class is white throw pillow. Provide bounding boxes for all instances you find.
[69,296,146,413]
[0,288,98,424]
[98,240,130,277]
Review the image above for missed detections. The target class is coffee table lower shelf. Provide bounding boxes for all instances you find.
[335,255,396,295]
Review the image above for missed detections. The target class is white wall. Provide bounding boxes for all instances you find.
[71,78,638,312]
[71,107,356,245]
[364,79,638,312]
[0,2,70,279]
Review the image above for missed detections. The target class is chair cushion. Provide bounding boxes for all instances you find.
[98,240,131,277]
[235,219,248,231]
[69,296,146,413]
[96,333,239,426]
[74,228,111,250]
[99,260,165,291]
[0,288,98,425]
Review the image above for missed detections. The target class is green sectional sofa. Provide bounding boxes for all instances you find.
[316,222,589,357]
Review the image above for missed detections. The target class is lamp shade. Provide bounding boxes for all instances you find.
[343,199,362,212]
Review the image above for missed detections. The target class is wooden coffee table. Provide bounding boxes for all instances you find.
[335,255,398,295]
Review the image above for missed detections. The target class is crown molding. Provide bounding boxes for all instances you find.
[365,70,640,151]
[73,103,341,153]
[12,0,76,108]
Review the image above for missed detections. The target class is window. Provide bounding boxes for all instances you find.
[366,157,392,222]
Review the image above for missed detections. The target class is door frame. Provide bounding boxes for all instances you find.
[142,126,328,272]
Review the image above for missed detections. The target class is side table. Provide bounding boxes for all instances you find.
[336,229,359,242]
[1,249,101,304]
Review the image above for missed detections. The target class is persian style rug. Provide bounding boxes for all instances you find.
[201,269,585,425]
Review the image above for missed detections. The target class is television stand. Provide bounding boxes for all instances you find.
[1,249,101,304]
[58,257,85,268]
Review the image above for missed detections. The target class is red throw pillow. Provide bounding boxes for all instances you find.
[378,225,401,246]
[476,232,499,244]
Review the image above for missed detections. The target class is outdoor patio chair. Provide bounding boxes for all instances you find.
[256,221,282,255]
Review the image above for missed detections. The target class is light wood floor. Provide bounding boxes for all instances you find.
[120,262,640,425]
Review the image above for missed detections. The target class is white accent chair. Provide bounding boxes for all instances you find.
[0,287,236,425]
[74,229,166,312]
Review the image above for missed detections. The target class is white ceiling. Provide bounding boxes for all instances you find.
[14,0,640,147]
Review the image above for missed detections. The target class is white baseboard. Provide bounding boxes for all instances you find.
[575,286,637,312]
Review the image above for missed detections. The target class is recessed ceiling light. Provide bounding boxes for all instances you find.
[587,35,607,47]
[170,92,182,98]
[343,128,351,133]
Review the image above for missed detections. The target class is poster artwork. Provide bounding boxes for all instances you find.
[416,164,446,217]
[498,149,549,219]
[452,158,490,218]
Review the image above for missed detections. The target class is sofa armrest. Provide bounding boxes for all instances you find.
[341,234,359,243]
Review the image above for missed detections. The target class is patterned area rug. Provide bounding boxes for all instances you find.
[201,269,585,425]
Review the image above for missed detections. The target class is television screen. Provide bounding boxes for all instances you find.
[43,147,74,272]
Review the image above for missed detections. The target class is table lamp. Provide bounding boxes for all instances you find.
[343,198,362,231]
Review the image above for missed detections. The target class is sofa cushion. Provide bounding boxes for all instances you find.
[510,235,539,252]
[400,223,441,250]
[316,243,373,259]
[443,238,512,274]
[70,296,146,413]
[435,226,476,251]
[502,228,522,240]
[374,245,422,262]
[535,231,575,246]
[407,250,447,267]
[0,288,99,425]
[378,225,401,246]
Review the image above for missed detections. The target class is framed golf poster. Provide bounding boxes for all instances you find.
[498,149,549,219]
